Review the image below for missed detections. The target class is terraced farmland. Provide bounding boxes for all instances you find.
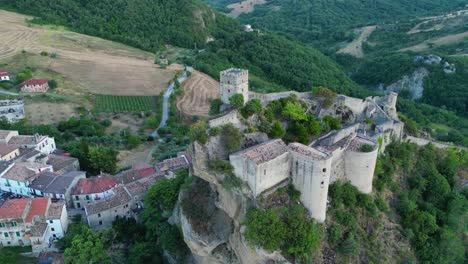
[95,95,159,113]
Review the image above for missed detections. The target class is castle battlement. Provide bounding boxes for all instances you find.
[212,68,403,222]
[220,68,249,105]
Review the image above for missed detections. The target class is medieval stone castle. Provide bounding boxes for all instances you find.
[211,68,404,222]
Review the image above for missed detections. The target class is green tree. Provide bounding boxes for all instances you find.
[229,94,244,109]
[305,116,321,136]
[284,205,322,261]
[242,98,262,117]
[221,124,242,152]
[269,121,286,139]
[323,115,341,130]
[244,208,287,251]
[88,146,118,174]
[282,102,307,121]
[189,121,208,144]
[48,79,58,89]
[209,98,222,115]
[64,226,110,264]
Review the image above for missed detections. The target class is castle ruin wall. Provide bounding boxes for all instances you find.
[290,152,332,222]
[343,148,378,194]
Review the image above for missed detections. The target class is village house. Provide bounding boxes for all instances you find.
[7,133,56,154]
[114,164,157,184]
[0,69,10,81]
[29,171,86,207]
[84,186,132,230]
[0,144,20,161]
[85,174,163,230]
[0,162,53,196]
[155,154,189,176]
[43,154,80,174]
[0,130,19,144]
[20,79,49,93]
[71,176,118,209]
[0,197,68,252]
[0,100,25,122]
[123,174,163,212]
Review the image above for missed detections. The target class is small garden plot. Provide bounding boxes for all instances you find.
[94,95,159,113]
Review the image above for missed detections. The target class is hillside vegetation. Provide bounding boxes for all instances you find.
[0,0,233,50]
[0,0,366,97]
[206,0,468,46]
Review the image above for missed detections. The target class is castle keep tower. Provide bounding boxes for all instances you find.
[220,68,249,105]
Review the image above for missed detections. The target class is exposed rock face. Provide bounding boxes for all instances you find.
[374,67,428,100]
[180,135,290,264]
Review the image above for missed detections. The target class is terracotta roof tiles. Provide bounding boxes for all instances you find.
[71,176,117,195]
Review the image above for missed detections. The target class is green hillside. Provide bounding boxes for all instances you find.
[0,0,235,50]
[0,0,366,96]
[206,0,468,46]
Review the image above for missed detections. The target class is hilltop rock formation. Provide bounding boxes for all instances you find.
[176,135,290,264]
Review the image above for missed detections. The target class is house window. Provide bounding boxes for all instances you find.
[75,196,79,201]
[53,234,56,238]
[11,221,17,227]
[98,213,101,218]
[17,181,20,186]
[323,168,326,173]
[99,221,102,225]
[0,223,4,227]
[264,169,266,175]
[49,220,53,224]
[77,202,81,208]
[51,228,55,232]
[85,195,90,200]
[4,232,8,238]
[16,232,20,237]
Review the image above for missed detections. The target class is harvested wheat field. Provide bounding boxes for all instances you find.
[177,71,219,117]
[401,31,468,52]
[227,0,267,17]
[0,10,176,95]
[338,26,376,58]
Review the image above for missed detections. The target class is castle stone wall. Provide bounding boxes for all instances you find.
[220,69,249,105]
[344,148,378,194]
[290,152,332,222]
[254,153,290,197]
[208,111,243,129]
[249,91,312,105]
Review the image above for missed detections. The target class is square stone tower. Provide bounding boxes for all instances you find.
[220,68,249,105]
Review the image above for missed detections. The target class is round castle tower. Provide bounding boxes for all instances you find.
[220,68,249,105]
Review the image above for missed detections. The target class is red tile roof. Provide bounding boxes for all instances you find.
[26,197,49,223]
[72,176,118,195]
[21,79,48,86]
[0,69,8,77]
[0,198,31,219]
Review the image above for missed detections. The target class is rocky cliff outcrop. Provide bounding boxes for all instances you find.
[374,67,428,100]
[178,134,290,264]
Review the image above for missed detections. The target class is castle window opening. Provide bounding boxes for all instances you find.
[264,169,266,175]
[323,168,326,172]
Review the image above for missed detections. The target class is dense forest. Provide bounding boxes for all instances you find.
[0,0,236,50]
[206,0,468,46]
[194,32,367,96]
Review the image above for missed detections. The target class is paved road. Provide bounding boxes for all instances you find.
[406,136,468,150]
[151,66,193,138]
[0,89,18,96]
